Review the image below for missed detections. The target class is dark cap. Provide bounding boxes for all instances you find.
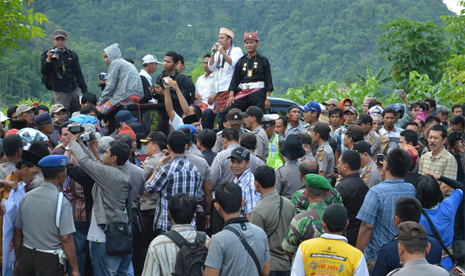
[297,133,312,145]
[280,134,306,159]
[353,141,371,154]
[140,131,167,146]
[240,106,263,120]
[227,146,250,161]
[115,110,138,123]
[3,134,25,152]
[313,122,331,135]
[323,204,348,231]
[53,29,68,39]
[21,150,44,166]
[397,221,428,241]
[228,108,243,125]
[354,114,373,125]
[343,125,365,137]
[344,106,358,115]
[288,105,302,113]
[38,155,68,168]
[239,132,256,150]
[34,112,54,126]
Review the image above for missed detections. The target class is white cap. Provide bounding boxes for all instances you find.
[142,54,162,65]
[0,111,9,123]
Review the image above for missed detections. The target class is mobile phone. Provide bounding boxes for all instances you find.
[377,154,384,166]
[394,89,403,95]
[333,166,339,175]
[455,266,465,274]
[163,78,172,84]
[278,134,285,143]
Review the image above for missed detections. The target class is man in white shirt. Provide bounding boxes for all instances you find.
[139,54,162,103]
[195,54,216,129]
[208,27,243,127]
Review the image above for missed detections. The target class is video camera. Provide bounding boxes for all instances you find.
[68,123,85,135]
[99,72,108,80]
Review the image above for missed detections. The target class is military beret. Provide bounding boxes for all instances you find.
[38,155,68,168]
[304,174,332,190]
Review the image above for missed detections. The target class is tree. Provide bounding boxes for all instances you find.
[0,0,48,56]
[377,18,449,87]
[355,61,391,87]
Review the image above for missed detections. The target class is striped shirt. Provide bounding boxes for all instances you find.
[234,169,261,216]
[146,156,203,232]
[142,224,210,276]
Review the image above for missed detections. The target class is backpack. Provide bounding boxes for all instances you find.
[163,230,208,276]
[41,49,77,90]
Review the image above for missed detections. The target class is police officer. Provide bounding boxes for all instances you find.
[14,155,79,276]
[387,222,448,276]
[355,113,381,157]
[302,101,321,156]
[353,141,383,189]
[297,133,315,162]
[212,108,250,152]
[275,134,306,200]
[313,122,334,183]
[263,114,283,169]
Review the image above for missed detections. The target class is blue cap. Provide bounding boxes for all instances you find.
[302,101,321,114]
[115,110,138,123]
[388,104,402,112]
[69,114,98,125]
[38,155,68,167]
[34,112,55,126]
[176,124,197,135]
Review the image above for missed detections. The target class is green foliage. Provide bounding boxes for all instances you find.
[356,62,391,86]
[377,18,450,87]
[0,0,48,56]
[190,58,206,84]
[18,97,52,109]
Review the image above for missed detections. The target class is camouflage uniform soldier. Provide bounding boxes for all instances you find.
[291,184,342,215]
[282,174,332,257]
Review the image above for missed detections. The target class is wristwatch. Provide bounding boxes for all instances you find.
[65,146,70,151]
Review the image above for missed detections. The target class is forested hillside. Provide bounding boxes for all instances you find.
[0,0,454,105]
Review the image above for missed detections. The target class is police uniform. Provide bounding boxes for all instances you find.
[366,129,381,157]
[316,141,334,183]
[360,159,383,189]
[252,125,269,161]
[213,128,251,152]
[275,135,306,200]
[299,152,315,162]
[15,155,75,276]
[267,131,284,169]
[282,174,331,255]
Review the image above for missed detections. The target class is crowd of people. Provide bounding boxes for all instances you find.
[0,26,465,276]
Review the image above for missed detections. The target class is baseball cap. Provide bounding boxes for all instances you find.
[53,29,67,39]
[388,104,402,112]
[240,106,263,120]
[322,99,339,106]
[297,133,312,145]
[304,174,332,190]
[313,122,331,135]
[288,105,302,113]
[280,134,306,160]
[227,146,250,161]
[38,155,68,168]
[0,111,10,123]
[50,104,67,115]
[397,221,428,241]
[98,136,114,160]
[437,105,451,114]
[142,54,162,65]
[3,134,25,152]
[140,131,167,145]
[353,141,371,154]
[322,204,348,231]
[302,101,321,114]
[344,106,358,115]
[343,124,365,136]
[34,112,54,126]
[354,113,373,125]
[115,110,137,123]
[16,104,37,115]
[228,108,243,125]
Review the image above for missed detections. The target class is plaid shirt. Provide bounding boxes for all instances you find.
[334,126,348,153]
[234,169,261,216]
[356,179,416,260]
[418,148,458,195]
[146,156,203,231]
[69,155,86,222]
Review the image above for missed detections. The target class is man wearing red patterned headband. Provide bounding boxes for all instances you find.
[220,31,274,129]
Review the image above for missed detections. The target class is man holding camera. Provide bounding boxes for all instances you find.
[139,54,163,104]
[41,29,88,111]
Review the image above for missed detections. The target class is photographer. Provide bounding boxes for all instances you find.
[40,29,88,111]
[139,54,163,104]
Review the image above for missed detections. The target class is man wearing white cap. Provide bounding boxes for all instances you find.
[139,54,163,103]
[209,28,244,126]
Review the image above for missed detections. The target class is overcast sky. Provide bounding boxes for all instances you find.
[444,0,463,14]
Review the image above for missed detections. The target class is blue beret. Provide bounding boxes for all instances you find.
[38,155,68,167]
[176,124,197,135]
[34,112,55,126]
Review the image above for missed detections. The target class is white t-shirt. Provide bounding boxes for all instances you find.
[87,207,106,242]
[169,113,184,131]
[195,72,216,108]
